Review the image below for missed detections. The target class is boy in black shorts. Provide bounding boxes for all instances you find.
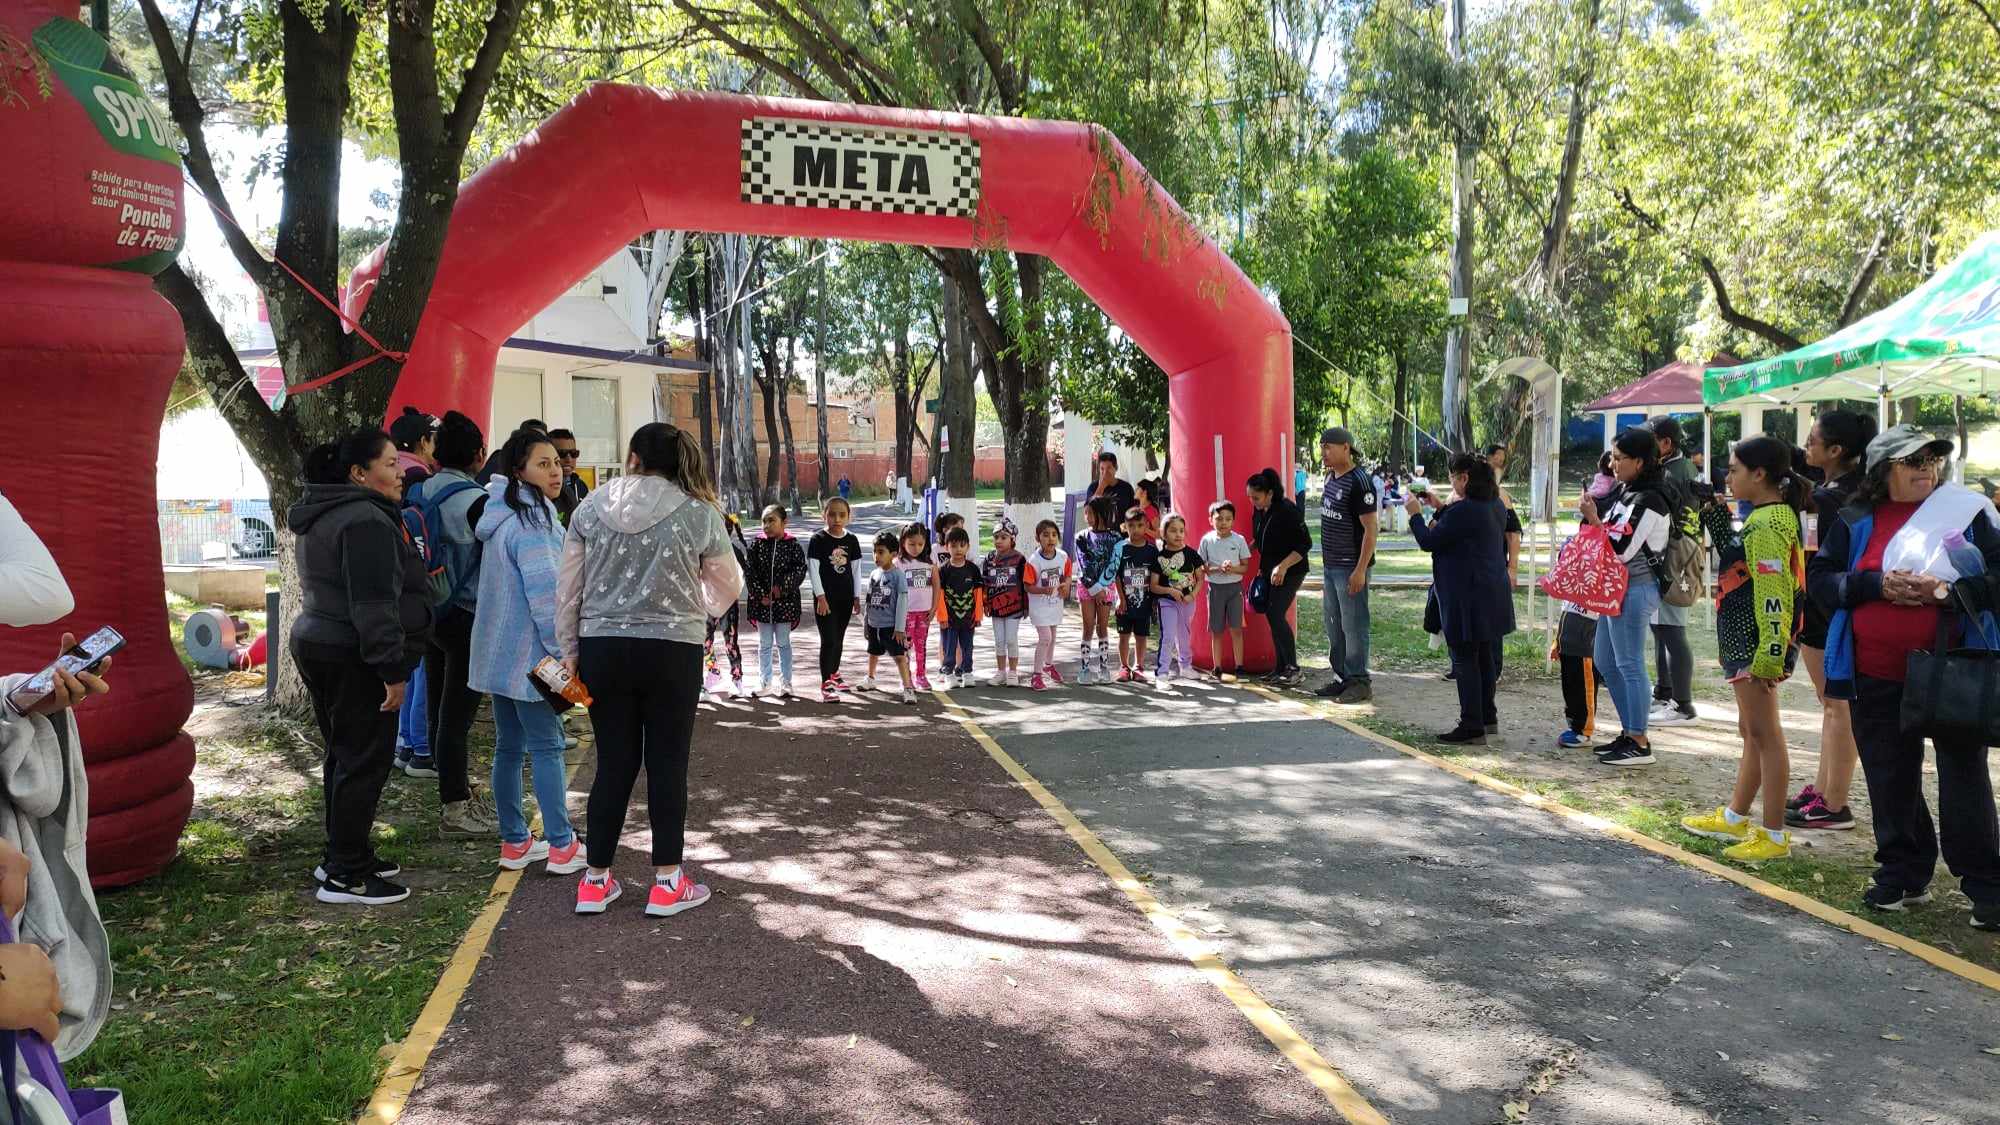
[1111,507,1160,683]
[861,529,917,703]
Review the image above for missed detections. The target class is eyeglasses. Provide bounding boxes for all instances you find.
[556,449,580,460]
[1896,451,1946,469]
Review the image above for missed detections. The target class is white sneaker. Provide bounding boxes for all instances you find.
[901,688,918,704]
[1654,704,1698,725]
[779,680,794,699]
[858,676,881,692]
[731,679,750,699]
[752,679,770,697]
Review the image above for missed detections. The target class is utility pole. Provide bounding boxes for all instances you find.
[1441,0,1476,454]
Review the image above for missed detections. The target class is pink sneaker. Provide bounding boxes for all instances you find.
[498,837,550,870]
[545,838,588,875]
[646,870,712,918]
[1044,664,1064,685]
[575,872,622,914]
[1115,667,1133,683]
[1030,672,1048,692]
[914,674,932,692]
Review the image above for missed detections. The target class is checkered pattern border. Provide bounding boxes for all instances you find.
[740,117,981,218]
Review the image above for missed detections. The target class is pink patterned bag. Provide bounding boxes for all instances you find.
[1538,525,1630,616]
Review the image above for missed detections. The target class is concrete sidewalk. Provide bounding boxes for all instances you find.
[951,675,2000,1124]
[393,677,1338,1123]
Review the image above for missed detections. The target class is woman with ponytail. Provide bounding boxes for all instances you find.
[557,423,741,918]
[289,429,433,905]
[1786,410,1876,830]
[1680,436,1808,863]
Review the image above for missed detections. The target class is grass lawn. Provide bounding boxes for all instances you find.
[72,620,501,1123]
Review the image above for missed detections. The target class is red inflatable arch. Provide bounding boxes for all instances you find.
[0,1,194,885]
[351,87,1294,667]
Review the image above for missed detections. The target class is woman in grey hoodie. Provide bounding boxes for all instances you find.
[558,423,741,917]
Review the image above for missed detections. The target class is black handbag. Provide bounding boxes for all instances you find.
[1900,592,2000,743]
[1247,575,1270,613]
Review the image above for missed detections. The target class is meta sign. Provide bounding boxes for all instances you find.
[740,117,981,218]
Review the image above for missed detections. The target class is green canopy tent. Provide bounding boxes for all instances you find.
[1703,231,2000,415]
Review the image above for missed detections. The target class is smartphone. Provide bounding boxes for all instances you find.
[6,626,124,713]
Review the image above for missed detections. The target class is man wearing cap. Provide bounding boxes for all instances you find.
[1314,426,1376,703]
[1806,423,2000,929]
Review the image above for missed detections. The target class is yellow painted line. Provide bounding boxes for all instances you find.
[358,745,590,1124]
[935,692,1391,1125]
[1248,685,2000,997]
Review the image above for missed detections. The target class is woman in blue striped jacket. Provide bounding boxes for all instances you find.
[469,429,587,877]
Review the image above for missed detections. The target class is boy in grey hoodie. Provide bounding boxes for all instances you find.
[860,530,917,703]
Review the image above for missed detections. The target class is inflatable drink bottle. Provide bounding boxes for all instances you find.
[0,2,194,885]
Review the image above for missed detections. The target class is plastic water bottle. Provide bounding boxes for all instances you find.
[1942,531,1999,647]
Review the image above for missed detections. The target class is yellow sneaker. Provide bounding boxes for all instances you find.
[1681,806,1752,843]
[1722,829,1792,864]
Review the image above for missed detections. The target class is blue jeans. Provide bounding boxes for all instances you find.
[757,621,794,684]
[1322,565,1371,684]
[490,694,575,848]
[396,660,429,754]
[941,624,974,673]
[1594,574,1660,736]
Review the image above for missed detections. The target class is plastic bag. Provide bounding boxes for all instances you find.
[1538,525,1630,616]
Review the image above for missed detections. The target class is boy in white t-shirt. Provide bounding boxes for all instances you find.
[1198,500,1252,682]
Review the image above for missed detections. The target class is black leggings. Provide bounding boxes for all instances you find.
[1450,640,1500,730]
[1262,568,1306,672]
[817,600,854,680]
[1651,623,1693,709]
[579,636,703,869]
[296,649,398,880]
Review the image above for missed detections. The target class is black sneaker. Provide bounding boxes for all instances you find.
[1436,727,1486,745]
[1972,904,2000,932]
[1784,798,1856,831]
[1594,735,1634,759]
[314,856,402,883]
[1596,740,1654,767]
[1786,785,1821,813]
[316,873,412,906]
[1338,682,1375,705]
[1313,679,1349,699]
[1861,883,1931,912]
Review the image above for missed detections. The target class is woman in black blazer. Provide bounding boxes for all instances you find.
[1247,468,1312,685]
[1406,453,1515,744]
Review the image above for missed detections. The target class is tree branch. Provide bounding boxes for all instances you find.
[155,265,302,477]
[949,0,1019,113]
[445,0,532,156]
[671,0,833,100]
[1838,226,1893,328]
[135,0,272,288]
[743,0,875,103]
[1962,0,2000,44]
[1615,185,1803,351]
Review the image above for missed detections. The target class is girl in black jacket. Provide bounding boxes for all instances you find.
[288,429,433,906]
[1247,468,1311,685]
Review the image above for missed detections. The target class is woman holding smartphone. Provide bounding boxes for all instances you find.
[289,429,433,906]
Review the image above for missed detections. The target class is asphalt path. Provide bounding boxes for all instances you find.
[395,623,1337,1124]
[951,674,2000,1124]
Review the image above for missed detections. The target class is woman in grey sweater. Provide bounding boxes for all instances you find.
[557,424,741,918]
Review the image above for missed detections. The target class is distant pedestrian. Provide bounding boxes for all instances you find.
[548,428,590,524]
[1084,452,1136,516]
[704,518,749,700]
[387,407,438,777]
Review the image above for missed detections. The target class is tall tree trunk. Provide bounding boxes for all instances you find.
[733,255,760,510]
[781,330,802,515]
[1441,0,1477,454]
[938,278,976,499]
[691,265,716,473]
[711,244,738,508]
[756,342,782,510]
[891,334,915,486]
[1391,350,1411,475]
[815,244,832,503]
